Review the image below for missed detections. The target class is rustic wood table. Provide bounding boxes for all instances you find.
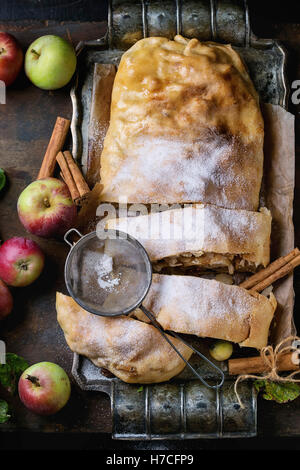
[0,1,300,450]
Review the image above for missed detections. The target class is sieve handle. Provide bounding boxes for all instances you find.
[140,305,225,390]
[64,228,83,248]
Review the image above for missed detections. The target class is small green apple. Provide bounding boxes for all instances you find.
[25,35,76,90]
[209,340,233,362]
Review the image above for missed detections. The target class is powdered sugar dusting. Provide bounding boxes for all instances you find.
[143,274,268,342]
[95,253,121,292]
[90,120,107,151]
[107,205,271,265]
[106,134,259,210]
[147,275,253,320]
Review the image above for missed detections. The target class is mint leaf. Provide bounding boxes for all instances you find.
[0,353,29,394]
[254,379,300,403]
[0,169,6,191]
[6,353,28,378]
[264,382,300,403]
[254,380,266,393]
[0,400,10,423]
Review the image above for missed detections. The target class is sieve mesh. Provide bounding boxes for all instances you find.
[64,230,152,316]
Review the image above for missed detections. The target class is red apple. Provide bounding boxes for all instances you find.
[0,280,13,319]
[17,177,77,238]
[0,32,23,86]
[18,362,71,415]
[0,237,44,287]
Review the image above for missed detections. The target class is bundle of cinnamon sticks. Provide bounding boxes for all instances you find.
[239,247,300,293]
[229,248,300,375]
[37,116,90,205]
[57,151,90,205]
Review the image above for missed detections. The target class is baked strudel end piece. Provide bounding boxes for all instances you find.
[56,292,192,384]
[100,35,264,211]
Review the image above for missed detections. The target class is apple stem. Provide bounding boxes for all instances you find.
[31,49,40,59]
[20,262,28,271]
[0,47,5,56]
[43,197,50,208]
[26,375,41,387]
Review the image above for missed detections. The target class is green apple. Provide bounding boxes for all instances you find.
[25,35,76,90]
[209,340,233,361]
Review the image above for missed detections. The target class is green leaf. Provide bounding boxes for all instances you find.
[137,386,144,392]
[0,169,6,191]
[254,380,266,393]
[0,353,29,394]
[0,400,10,424]
[254,379,300,403]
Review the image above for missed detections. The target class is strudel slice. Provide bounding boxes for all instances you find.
[140,274,277,349]
[106,205,271,274]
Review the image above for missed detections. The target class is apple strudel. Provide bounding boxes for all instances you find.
[139,274,277,349]
[106,205,271,273]
[56,292,192,384]
[99,35,264,210]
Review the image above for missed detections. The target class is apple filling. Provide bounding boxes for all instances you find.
[153,251,258,274]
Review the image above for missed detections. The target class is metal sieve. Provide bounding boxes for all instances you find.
[64,228,224,389]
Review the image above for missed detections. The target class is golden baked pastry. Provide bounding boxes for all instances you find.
[106,205,271,273]
[139,274,277,349]
[100,35,264,210]
[56,292,192,383]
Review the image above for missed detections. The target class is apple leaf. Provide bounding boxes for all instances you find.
[0,353,29,395]
[254,380,300,404]
[0,168,6,191]
[0,400,10,424]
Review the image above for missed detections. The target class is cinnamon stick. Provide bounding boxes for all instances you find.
[60,171,66,183]
[228,352,299,376]
[240,248,300,290]
[250,254,300,293]
[56,152,80,201]
[63,151,90,197]
[37,117,70,179]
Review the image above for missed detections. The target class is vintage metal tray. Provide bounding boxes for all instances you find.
[70,0,288,440]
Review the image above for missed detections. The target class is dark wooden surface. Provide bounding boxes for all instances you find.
[0,20,112,435]
[0,0,108,21]
[0,1,300,447]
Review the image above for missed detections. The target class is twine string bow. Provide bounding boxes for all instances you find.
[234,336,300,408]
